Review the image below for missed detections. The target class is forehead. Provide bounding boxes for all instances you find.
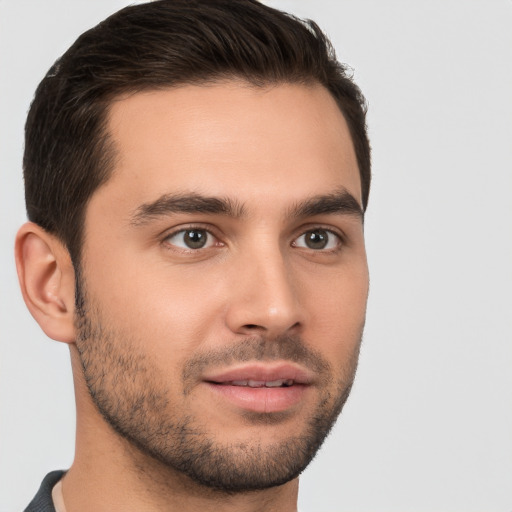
[95,82,361,216]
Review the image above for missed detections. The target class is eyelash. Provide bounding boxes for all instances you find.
[162,225,222,252]
[291,228,343,252]
[161,225,344,253]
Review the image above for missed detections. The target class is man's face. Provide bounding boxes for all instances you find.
[75,82,369,491]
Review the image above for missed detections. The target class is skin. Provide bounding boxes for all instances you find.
[16,82,369,512]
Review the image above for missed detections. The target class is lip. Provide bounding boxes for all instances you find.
[203,362,315,385]
[202,362,314,413]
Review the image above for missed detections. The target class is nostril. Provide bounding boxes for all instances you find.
[244,324,260,330]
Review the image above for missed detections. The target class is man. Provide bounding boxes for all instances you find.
[15,0,370,510]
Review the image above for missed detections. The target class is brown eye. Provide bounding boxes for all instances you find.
[293,229,340,251]
[166,229,214,249]
[183,229,207,249]
[305,229,328,249]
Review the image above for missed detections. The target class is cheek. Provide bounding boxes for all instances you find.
[83,251,228,358]
[302,262,368,353]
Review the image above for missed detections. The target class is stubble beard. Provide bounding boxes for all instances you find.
[73,274,362,493]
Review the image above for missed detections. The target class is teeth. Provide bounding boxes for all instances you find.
[248,380,266,387]
[231,380,249,386]
[229,379,294,387]
[265,379,286,387]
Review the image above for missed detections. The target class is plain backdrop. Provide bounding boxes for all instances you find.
[1,1,511,511]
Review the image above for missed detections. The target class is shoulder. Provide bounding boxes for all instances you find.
[23,470,66,512]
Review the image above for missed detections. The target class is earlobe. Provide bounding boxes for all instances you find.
[15,222,76,343]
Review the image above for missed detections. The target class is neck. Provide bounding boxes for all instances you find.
[63,349,299,512]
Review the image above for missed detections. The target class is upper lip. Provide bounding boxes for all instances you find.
[202,362,315,385]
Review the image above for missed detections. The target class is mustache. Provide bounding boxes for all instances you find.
[182,334,331,390]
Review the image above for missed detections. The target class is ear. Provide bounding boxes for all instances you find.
[15,222,76,343]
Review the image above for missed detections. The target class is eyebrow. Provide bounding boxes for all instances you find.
[130,188,363,227]
[130,193,246,226]
[289,189,364,221]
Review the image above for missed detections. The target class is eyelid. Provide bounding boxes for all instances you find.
[159,223,346,253]
[291,226,345,251]
[161,224,223,251]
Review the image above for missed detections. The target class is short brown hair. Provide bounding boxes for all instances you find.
[24,0,370,263]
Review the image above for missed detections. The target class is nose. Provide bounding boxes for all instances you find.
[225,246,304,338]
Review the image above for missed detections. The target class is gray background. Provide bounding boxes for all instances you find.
[1,1,511,510]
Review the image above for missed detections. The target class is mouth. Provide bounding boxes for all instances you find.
[214,378,295,388]
[202,363,313,413]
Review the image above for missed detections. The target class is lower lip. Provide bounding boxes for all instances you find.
[204,382,308,413]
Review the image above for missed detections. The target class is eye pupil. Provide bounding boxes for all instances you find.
[184,229,207,249]
[305,229,328,249]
